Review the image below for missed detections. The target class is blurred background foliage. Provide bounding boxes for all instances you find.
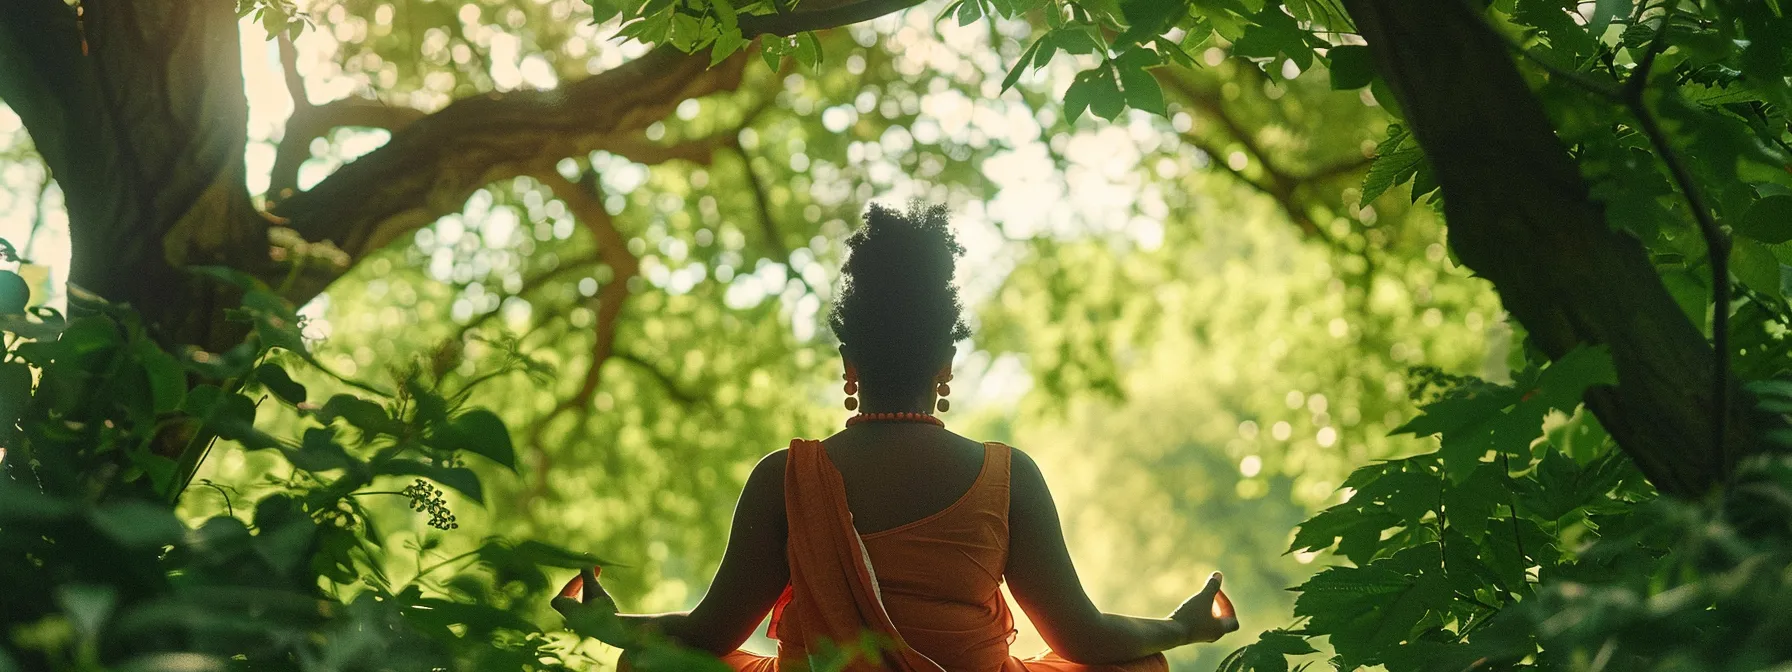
[2,0,1522,669]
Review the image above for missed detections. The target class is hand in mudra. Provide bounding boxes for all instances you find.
[1169,572,1240,644]
[551,566,617,616]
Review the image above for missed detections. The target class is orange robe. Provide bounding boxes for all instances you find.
[722,439,1168,672]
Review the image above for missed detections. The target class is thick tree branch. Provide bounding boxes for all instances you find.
[268,97,428,203]
[1343,0,1754,496]
[272,46,746,304]
[278,34,308,111]
[1617,12,1733,477]
[737,0,925,37]
[602,132,737,167]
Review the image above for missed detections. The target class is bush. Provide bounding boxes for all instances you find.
[0,259,687,671]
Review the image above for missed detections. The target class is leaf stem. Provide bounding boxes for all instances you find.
[411,548,481,584]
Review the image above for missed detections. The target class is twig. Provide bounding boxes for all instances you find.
[452,251,605,343]
[411,548,482,583]
[1499,449,1528,590]
[736,145,822,297]
[612,350,704,405]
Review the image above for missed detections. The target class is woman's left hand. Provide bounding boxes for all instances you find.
[551,565,616,616]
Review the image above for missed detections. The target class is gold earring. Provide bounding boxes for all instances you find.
[935,379,950,413]
[844,374,859,411]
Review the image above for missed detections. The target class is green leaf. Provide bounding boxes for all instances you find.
[380,458,484,504]
[1362,146,1425,205]
[1216,629,1316,672]
[1155,36,1199,69]
[1062,70,1102,123]
[436,409,518,471]
[1360,125,1425,204]
[316,394,402,435]
[59,316,123,358]
[1088,66,1127,120]
[55,584,117,637]
[1547,404,1611,465]
[1051,27,1104,56]
[1733,238,1784,300]
[1001,39,1046,93]
[1526,345,1617,411]
[0,270,26,315]
[955,0,982,26]
[1589,0,1628,33]
[1231,4,1317,70]
[1442,465,1506,541]
[509,540,614,568]
[1115,0,1184,49]
[1738,194,1792,243]
[708,0,744,65]
[255,362,307,406]
[1327,44,1375,90]
[1115,48,1165,115]
[191,390,283,452]
[406,597,540,638]
[136,341,186,414]
[795,32,822,68]
[89,501,186,549]
[1294,545,1452,668]
[290,427,355,472]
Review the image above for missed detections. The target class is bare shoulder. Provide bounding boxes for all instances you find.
[739,449,790,521]
[754,447,790,474]
[1005,445,1051,505]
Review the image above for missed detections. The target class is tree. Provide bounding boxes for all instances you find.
[7,0,1792,668]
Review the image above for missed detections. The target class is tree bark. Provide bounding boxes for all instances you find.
[1342,0,1753,496]
[2,0,269,350]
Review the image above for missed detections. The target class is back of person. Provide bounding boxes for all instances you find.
[800,433,1014,671]
[551,203,1237,672]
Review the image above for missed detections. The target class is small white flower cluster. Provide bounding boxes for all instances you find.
[267,226,351,270]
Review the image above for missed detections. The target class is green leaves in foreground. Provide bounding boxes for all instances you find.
[1225,348,1646,671]
[1392,346,1616,481]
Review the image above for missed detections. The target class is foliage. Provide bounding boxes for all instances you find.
[0,254,706,671]
[1215,350,1792,671]
[8,0,1792,668]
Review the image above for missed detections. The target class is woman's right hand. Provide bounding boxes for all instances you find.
[1169,572,1240,644]
[551,565,616,616]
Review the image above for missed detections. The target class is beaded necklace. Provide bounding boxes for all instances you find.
[844,412,944,428]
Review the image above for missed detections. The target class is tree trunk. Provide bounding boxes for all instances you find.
[1,0,268,351]
[1342,0,1754,496]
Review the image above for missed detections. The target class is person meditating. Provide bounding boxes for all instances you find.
[554,202,1239,672]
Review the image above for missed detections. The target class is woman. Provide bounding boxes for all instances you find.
[555,203,1239,672]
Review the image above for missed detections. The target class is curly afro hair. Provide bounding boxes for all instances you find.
[828,201,971,398]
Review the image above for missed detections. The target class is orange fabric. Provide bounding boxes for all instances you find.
[725,439,1168,672]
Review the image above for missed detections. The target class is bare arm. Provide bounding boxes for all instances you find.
[1004,448,1239,665]
[556,450,791,655]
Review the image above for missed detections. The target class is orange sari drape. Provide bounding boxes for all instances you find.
[722,440,1168,672]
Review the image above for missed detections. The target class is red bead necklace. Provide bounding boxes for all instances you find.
[845,412,944,428]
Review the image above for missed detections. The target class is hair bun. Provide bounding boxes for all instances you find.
[829,201,971,395]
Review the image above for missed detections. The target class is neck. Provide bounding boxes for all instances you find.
[856,392,935,415]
